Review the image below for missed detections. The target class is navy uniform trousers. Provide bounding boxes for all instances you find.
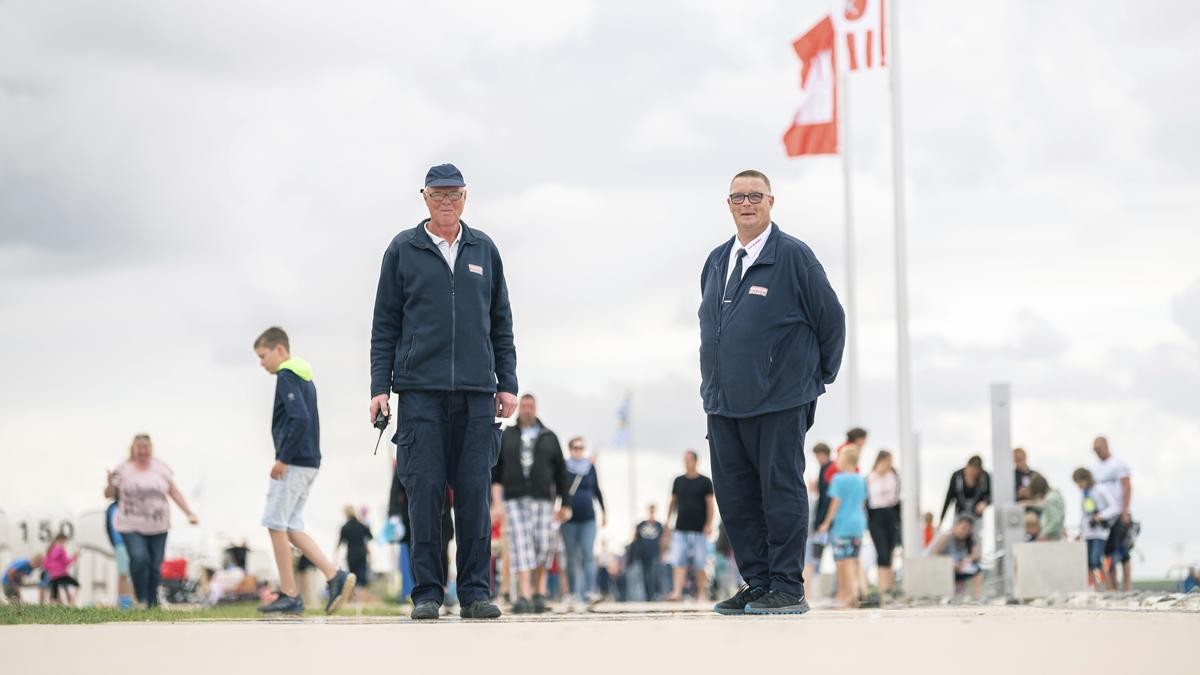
[393,390,501,605]
[707,401,815,596]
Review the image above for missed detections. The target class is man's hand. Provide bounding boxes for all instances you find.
[270,461,287,480]
[556,506,572,523]
[370,394,391,424]
[495,392,518,419]
[187,513,200,525]
[974,501,987,516]
[1120,512,1131,525]
[817,522,830,534]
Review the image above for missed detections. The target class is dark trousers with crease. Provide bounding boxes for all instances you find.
[394,390,500,605]
[707,402,814,596]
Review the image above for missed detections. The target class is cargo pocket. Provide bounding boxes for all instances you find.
[489,422,502,468]
[393,426,416,480]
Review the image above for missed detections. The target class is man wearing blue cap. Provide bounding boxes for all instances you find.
[370,163,518,620]
[699,169,845,615]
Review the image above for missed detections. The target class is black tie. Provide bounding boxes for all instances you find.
[723,248,747,307]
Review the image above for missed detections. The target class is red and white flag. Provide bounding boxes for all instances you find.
[833,0,886,72]
[782,15,838,157]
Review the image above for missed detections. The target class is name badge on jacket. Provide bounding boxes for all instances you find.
[748,285,768,297]
[468,264,484,275]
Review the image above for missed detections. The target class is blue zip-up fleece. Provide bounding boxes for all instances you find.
[370,220,517,397]
[699,222,846,418]
[272,358,321,468]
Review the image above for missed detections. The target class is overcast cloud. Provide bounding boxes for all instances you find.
[2,0,1198,577]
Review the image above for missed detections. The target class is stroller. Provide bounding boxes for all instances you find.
[159,558,202,605]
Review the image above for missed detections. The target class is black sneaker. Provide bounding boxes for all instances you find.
[411,600,441,620]
[460,599,502,619]
[713,584,768,616]
[511,597,532,614]
[324,570,357,614]
[258,593,304,615]
[531,594,548,614]
[745,589,811,615]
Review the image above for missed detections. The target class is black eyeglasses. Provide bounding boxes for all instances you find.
[729,192,766,205]
[569,445,584,451]
[423,190,464,202]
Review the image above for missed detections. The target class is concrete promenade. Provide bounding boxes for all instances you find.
[3,605,1197,675]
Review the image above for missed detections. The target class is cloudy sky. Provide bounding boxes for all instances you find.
[2,1,1198,578]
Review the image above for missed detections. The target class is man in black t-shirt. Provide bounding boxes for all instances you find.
[666,450,714,601]
[1014,447,1035,501]
[338,506,373,596]
[804,443,834,579]
[632,504,665,600]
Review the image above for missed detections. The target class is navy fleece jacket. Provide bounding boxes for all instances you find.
[699,222,846,418]
[370,220,517,397]
[272,357,321,468]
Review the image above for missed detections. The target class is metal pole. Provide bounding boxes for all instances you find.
[991,383,1021,598]
[889,0,921,556]
[840,71,860,428]
[626,394,636,530]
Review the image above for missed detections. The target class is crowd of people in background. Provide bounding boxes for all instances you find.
[0,415,1152,610]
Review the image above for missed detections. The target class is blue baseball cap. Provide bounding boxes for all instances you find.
[424,163,465,188]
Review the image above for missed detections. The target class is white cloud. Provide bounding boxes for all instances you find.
[2,0,1199,577]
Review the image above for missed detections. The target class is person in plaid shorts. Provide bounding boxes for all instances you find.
[492,394,572,613]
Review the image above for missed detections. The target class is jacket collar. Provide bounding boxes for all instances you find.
[277,357,313,381]
[408,218,478,250]
[712,221,780,275]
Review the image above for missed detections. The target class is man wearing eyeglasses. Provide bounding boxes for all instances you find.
[699,169,845,615]
[370,163,518,621]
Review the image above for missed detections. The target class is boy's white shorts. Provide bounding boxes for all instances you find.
[262,465,319,531]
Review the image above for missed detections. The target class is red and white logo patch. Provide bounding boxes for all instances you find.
[748,286,768,297]
[468,264,484,275]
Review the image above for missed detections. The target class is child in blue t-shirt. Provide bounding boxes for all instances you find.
[3,555,44,606]
[817,445,867,608]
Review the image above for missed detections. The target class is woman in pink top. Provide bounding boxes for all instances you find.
[45,534,79,605]
[103,433,199,607]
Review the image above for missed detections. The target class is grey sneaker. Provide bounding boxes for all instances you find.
[460,599,502,619]
[411,600,441,620]
[258,593,304,615]
[324,570,357,614]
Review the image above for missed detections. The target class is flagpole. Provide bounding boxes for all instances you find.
[623,393,636,529]
[839,71,860,429]
[888,0,921,555]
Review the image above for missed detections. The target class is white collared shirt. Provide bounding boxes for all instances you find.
[425,222,460,272]
[725,227,770,285]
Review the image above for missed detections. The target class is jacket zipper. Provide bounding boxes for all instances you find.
[713,264,722,409]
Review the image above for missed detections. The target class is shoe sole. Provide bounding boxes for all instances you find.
[411,609,441,620]
[744,603,811,616]
[713,604,747,616]
[325,573,357,615]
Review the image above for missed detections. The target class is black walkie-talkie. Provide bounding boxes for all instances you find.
[372,409,391,455]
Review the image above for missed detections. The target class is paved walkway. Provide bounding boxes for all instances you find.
[3,606,1196,674]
